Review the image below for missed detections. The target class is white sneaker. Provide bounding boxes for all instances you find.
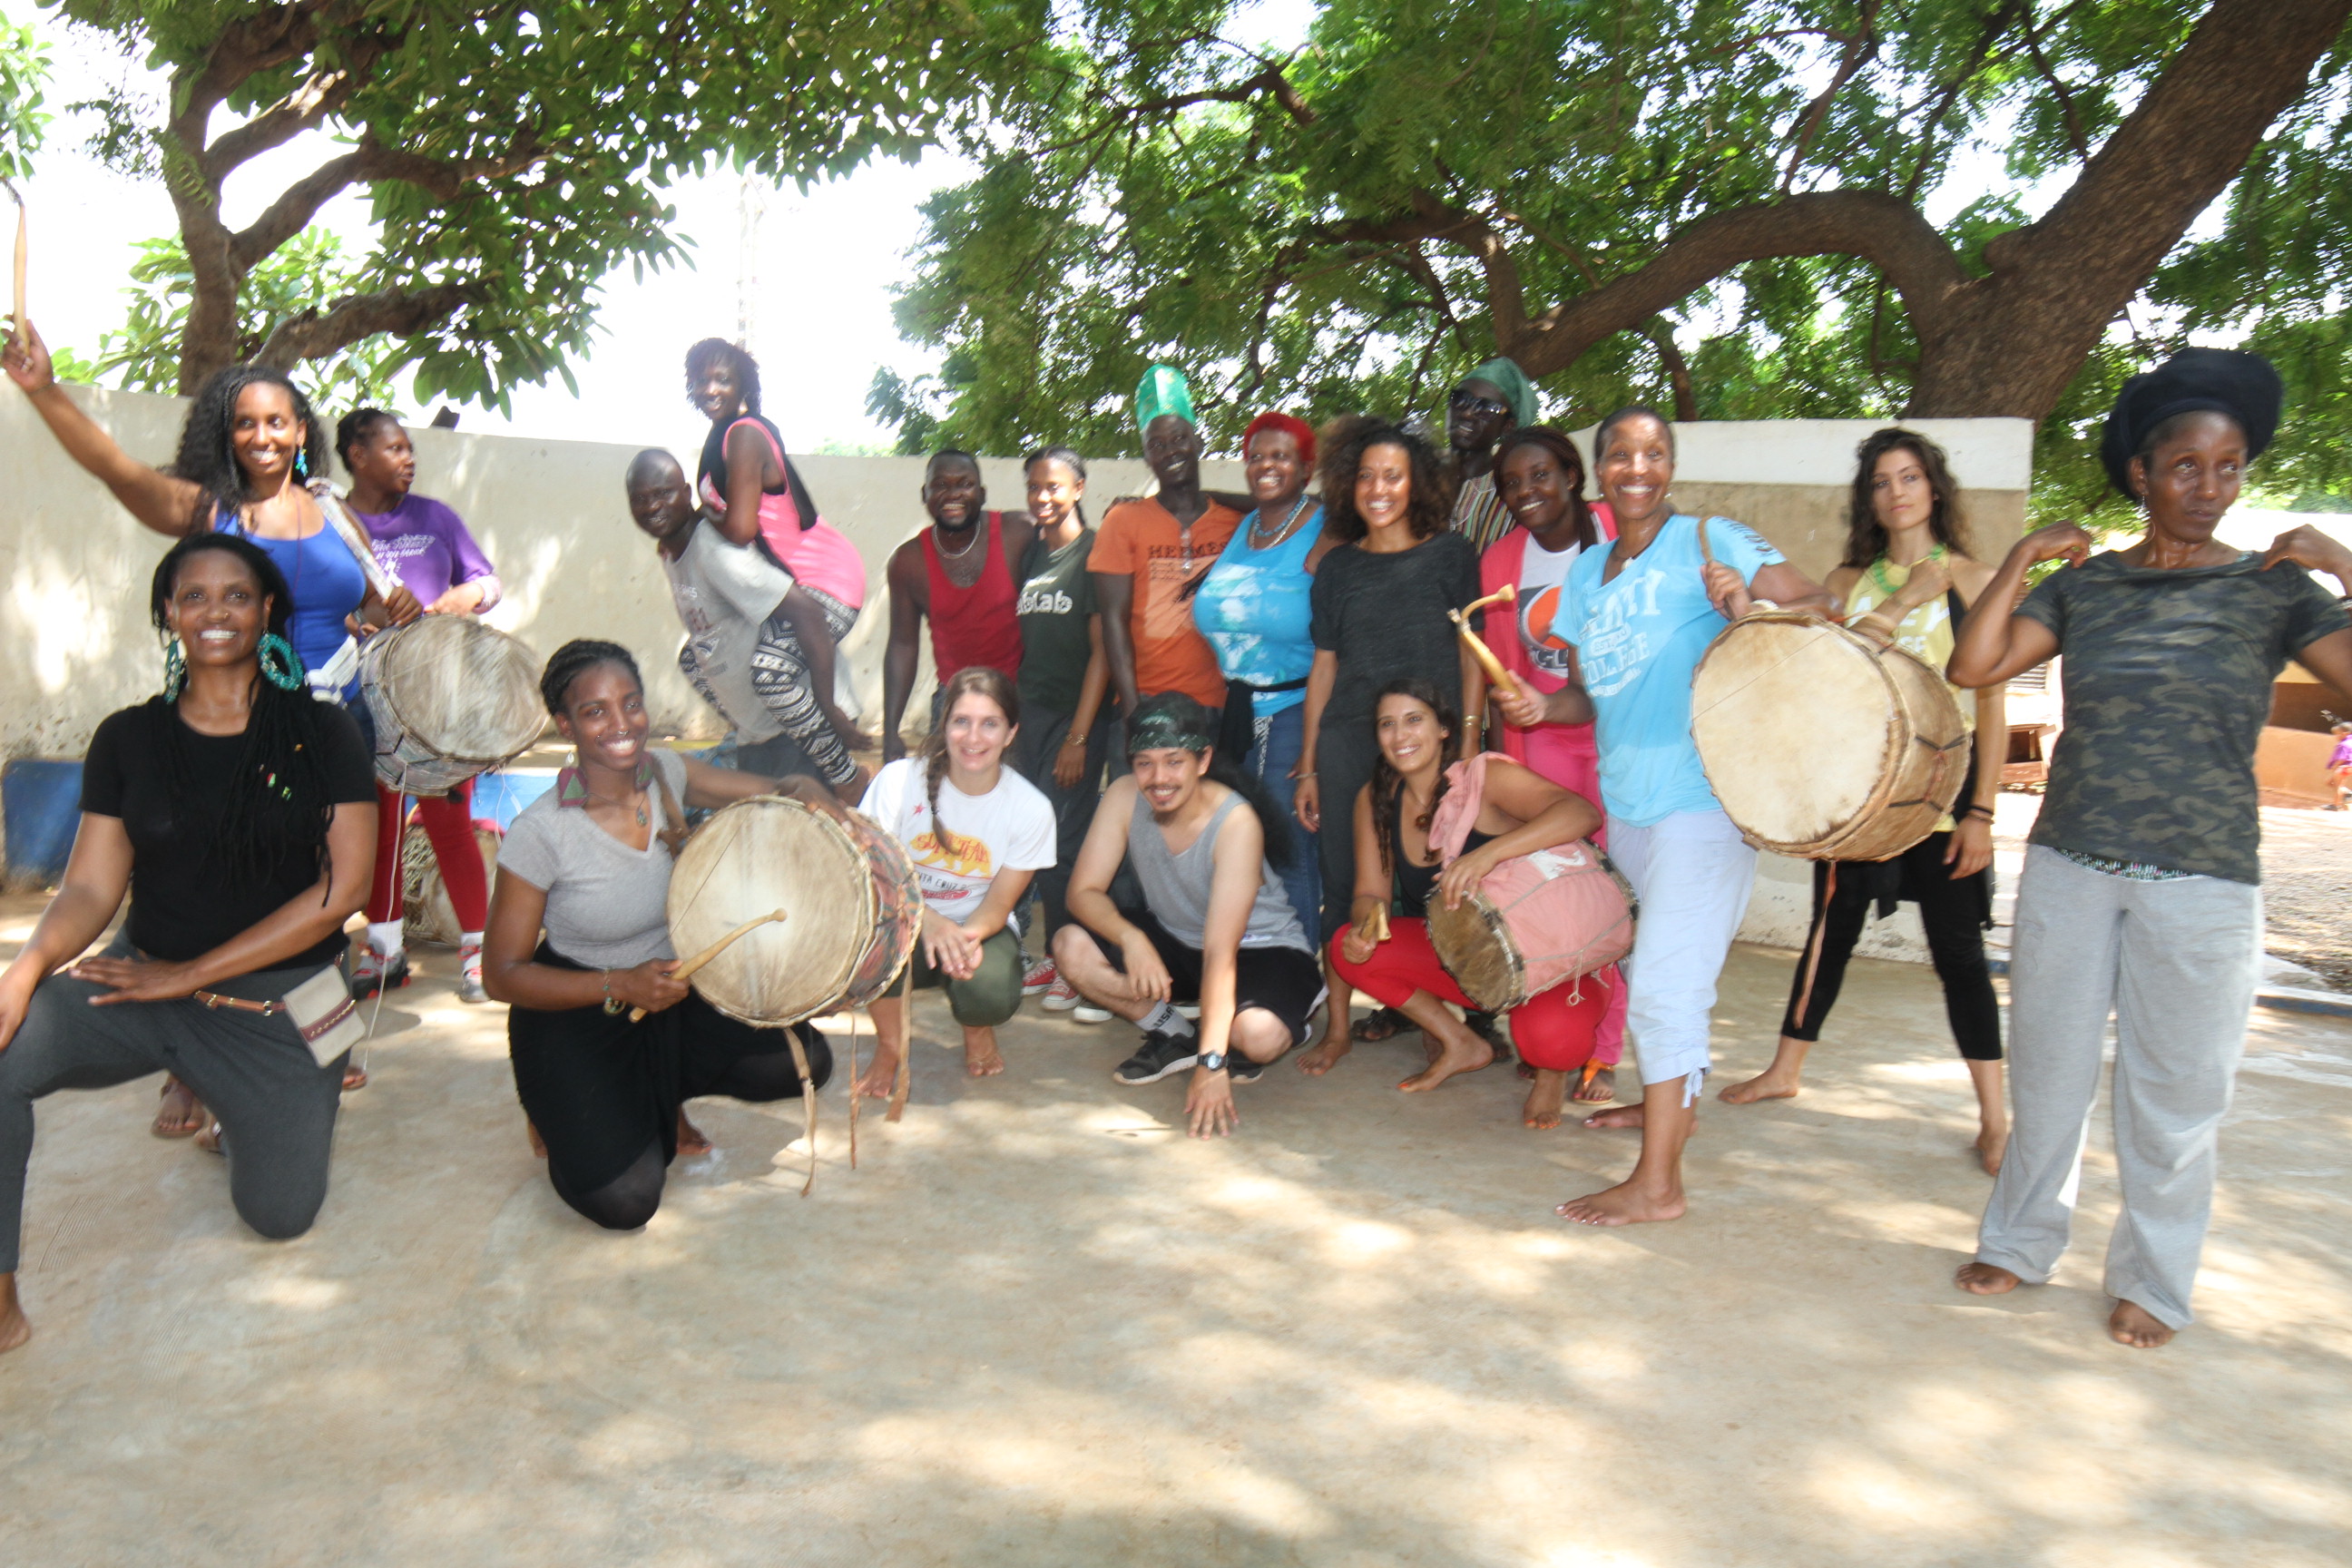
[1175,1003,1200,1021]
[1072,1001,1112,1024]
[1041,975,1083,1012]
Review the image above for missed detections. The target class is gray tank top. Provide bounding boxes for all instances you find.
[1128,787,1308,953]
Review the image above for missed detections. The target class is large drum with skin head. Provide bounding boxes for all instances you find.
[360,614,545,795]
[1690,611,1969,860]
[666,795,923,1027]
[1426,839,1637,1013]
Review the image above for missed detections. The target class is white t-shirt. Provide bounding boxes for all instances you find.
[662,524,791,742]
[1515,535,1584,679]
[858,757,1056,925]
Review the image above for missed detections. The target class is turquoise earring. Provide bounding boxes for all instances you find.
[163,637,187,699]
[258,632,306,691]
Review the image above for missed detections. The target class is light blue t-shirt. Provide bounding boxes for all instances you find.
[1191,505,1324,715]
[1562,514,1782,826]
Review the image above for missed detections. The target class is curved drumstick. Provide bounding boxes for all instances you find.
[783,1023,819,1197]
[1461,582,1517,620]
[6,180,27,354]
[1447,607,1523,701]
[628,908,788,1021]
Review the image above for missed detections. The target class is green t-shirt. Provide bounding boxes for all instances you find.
[1015,526,1099,717]
[2019,550,2346,883]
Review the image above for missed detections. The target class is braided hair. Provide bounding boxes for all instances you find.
[539,639,643,718]
[167,365,329,534]
[1367,678,1459,881]
[147,534,341,887]
[921,667,1021,865]
[334,407,403,471]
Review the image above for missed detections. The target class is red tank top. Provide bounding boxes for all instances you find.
[921,510,1025,681]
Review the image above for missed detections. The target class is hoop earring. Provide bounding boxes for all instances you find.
[163,637,187,700]
[258,632,306,691]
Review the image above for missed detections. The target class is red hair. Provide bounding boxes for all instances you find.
[1242,410,1317,469]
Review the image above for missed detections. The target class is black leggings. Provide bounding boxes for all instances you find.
[1780,830,2003,1061]
[547,1046,818,1230]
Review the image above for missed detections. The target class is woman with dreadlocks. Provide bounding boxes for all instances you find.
[0,534,380,1355]
[5,322,419,1129]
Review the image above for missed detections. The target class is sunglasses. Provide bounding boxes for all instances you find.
[1450,389,1510,418]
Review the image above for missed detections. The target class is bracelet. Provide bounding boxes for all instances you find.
[601,970,622,1015]
[1063,732,1088,747]
[1962,804,1994,822]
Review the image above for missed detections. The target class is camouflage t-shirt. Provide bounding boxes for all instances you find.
[2020,551,2347,883]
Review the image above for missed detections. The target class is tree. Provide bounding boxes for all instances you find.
[49,0,1046,408]
[888,0,2352,514]
[0,15,46,185]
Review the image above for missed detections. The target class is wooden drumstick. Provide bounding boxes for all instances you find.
[783,1022,819,1197]
[1447,608,1521,697]
[628,908,787,1020]
[1460,582,1517,620]
[6,181,25,354]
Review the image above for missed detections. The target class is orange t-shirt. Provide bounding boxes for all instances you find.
[1087,495,1241,709]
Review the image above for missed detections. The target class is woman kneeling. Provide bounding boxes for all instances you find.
[858,668,1056,1094]
[483,641,837,1230]
[0,535,378,1352]
[1327,680,1611,1126]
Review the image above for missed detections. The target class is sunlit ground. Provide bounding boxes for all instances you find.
[1,891,2347,1566]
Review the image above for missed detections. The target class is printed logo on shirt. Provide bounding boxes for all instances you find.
[1018,582,1074,616]
[1573,579,1664,700]
[906,803,993,880]
[1520,586,1573,676]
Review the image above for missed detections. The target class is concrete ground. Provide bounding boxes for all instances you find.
[3,895,2350,1567]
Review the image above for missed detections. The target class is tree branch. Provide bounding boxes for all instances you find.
[230,132,544,270]
[1642,318,1697,422]
[1779,0,1880,192]
[252,281,470,368]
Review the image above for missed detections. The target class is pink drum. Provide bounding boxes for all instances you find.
[1426,838,1636,1012]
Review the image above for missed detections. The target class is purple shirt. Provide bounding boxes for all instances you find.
[352,494,498,607]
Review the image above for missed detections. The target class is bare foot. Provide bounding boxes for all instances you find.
[1573,1065,1616,1104]
[1582,1101,1644,1130]
[527,1118,546,1159]
[676,1110,712,1157]
[2108,1299,2175,1349]
[1954,1261,2022,1295]
[1523,1068,1568,1130]
[341,1061,368,1092]
[0,1276,29,1355]
[964,1028,1005,1078]
[1556,1178,1686,1226]
[193,1121,223,1155]
[1398,1031,1493,1093]
[1298,1032,1353,1076]
[856,1047,901,1099]
[152,1076,206,1138]
[1718,1066,1800,1105]
[1975,1123,2009,1176]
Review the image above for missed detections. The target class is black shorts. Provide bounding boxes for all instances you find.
[1103,910,1325,1048]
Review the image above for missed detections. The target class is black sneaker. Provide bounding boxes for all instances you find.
[1227,1054,1268,1083]
[1113,1029,1199,1085]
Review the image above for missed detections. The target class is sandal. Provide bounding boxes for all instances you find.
[151,1075,207,1139]
[1351,1006,1408,1043]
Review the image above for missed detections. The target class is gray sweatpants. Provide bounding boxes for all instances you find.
[1975,846,2261,1328]
[0,946,347,1271]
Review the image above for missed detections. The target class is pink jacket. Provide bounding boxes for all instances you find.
[1475,504,1617,808]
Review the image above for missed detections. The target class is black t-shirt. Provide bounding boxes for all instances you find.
[80,700,376,969]
[1309,530,1482,727]
[2019,551,2347,882]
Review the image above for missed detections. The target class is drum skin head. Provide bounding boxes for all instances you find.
[666,797,921,1027]
[1690,613,1966,859]
[363,615,544,793]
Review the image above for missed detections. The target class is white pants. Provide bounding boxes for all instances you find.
[1607,808,1757,1099]
[1975,846,2261,1328]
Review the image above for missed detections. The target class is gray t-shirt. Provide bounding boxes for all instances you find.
[496,750,690,967]
[1127,787,1308,953]
[2020,551,2346,883]
[662,524,790,742]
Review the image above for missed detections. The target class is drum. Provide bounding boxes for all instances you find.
[1427,839,1636,1012]
[397,818,500,947]
[360,615,545,795]
[665,796,922,1027]
[1690,612,1969,860]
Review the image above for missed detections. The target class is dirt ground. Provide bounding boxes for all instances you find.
[1992,790,2352,989]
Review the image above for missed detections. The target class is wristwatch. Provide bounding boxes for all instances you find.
[1197,1052,1228,1073]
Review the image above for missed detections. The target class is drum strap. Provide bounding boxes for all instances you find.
[652,770,690,858]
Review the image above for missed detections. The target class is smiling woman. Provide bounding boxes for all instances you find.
[0,533,380,1356]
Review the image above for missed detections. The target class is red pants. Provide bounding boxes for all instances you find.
[365,779,488,931]
[1327,918,1610,1072]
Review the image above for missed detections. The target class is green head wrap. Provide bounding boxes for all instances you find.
[1464,356,1536,427]
[1127,692,1217,757]
[1134,365,1196,436]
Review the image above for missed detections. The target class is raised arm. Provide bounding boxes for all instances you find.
[3,321,202,536]
[1948,524,2088,689]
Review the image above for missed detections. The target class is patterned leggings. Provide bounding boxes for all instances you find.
[683,586,860,788]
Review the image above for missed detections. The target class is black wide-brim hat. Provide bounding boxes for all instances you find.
[2099,347,2282,495]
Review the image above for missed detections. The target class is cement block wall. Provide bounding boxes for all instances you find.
[2,386,2034,956]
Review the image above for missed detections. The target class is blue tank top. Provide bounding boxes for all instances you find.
[1191,504,1323,715]
[211,509,368,701]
